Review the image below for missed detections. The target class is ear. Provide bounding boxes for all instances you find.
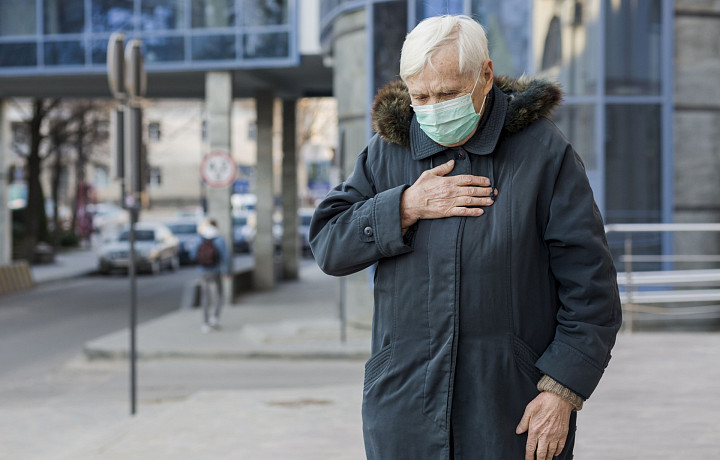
[481,60,494,94]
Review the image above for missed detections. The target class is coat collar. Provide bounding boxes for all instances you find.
[370,75,563,154]
[409,85,508,160]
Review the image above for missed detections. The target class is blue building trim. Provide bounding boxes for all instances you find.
[0,0,300,75]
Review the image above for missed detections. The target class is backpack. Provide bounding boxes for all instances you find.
[196,238,220,267]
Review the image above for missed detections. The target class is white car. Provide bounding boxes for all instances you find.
[98,223,179,275]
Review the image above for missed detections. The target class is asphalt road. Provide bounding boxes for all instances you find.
[0,266,199,385]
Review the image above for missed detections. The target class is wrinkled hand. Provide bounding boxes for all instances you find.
[400,159,497,230]
[516,392,573,459]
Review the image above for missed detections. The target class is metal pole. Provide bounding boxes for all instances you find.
[128,207,138,415]
[624,235,634,334]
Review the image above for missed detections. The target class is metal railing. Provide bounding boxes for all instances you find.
[605,223,720,331]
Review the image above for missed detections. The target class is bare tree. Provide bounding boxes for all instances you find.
[11,98,60,261]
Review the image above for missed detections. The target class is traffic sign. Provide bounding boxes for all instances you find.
[201,150,237,188]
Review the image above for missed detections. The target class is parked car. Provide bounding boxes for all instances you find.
[165,219,201,264]
[87,202,128,236]
[270,208,315,258]
[98,222,179,275]
[233,212,256,253]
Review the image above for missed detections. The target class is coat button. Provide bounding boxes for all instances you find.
[457,150,466,159]
[363,226,374,237]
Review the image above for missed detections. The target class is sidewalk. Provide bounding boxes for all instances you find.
[12,252,720,459]
[84,261,371,361]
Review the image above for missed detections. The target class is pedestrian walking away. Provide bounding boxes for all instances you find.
[191,219,231,333]
[310,14,622,460]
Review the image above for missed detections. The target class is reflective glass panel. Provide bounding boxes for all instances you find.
[373,1,406,93]
[473,0,530,77]
[141,0,186,30]
[192,35,235,60]
[144,36,185,62]
[415,0,463,19]
[44,0,84,34]
[532,0,599,95]
[554,104,596,170]
[242,0,288,25]
[243,32,288,59]
[605,0,662,95]
[0,43,37,66]
[0,0,36,36]
[605,104,661,223]
[91,39,109,64]
[44,40,85,66]
[92,0,134,32]
[192,0,235,28]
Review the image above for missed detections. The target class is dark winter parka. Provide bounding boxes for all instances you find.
[310,77,622,459]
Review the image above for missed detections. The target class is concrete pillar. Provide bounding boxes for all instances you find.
[332,9,374,329]
[204,72,234,303]
[254,89,275,290]
[281,99,299,280]
[0,99,10,265]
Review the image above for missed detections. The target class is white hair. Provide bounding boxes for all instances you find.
[399,15,489,82]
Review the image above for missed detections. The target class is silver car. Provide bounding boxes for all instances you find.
[98,223,180,275]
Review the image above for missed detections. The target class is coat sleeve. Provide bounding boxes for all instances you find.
[309,147,414,276]
[535,145,622,400]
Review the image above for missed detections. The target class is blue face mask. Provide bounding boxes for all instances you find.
[411,73,487,146]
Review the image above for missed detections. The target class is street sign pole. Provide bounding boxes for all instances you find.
[107,33,146,417]
[124,38,146,417]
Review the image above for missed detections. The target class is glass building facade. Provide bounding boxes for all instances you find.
[321,0,674,237]
[0,0,297,73]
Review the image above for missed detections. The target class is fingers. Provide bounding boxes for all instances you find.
[426,159,455,177]
[516,410,530,435]
[453,174,491,187]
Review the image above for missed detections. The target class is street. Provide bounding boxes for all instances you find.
[0,266,198,385]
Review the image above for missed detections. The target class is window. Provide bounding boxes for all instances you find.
[192,35,236,60]
[191,0,235,28]
[605,0,662,95]
[148,121,162,141]
[10,122,30,155]
[0,43,37,67]
[149,166,162,187]
[44,41,85,66]
[0,0,37,36]
[242,0,288,26]
[94,166,110,188]
[44,0,84,34]
[91,0,134,32]
[141,0,186,30]
[248,121,257,141]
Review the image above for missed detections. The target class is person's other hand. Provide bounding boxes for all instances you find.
[400,159,496,230]
[516,392,573,459]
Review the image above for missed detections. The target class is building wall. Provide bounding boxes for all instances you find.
[673,1,720,260]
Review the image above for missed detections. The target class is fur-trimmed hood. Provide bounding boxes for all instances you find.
[371,75,563,149]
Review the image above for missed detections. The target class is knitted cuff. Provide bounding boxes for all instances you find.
[537,375,584,411]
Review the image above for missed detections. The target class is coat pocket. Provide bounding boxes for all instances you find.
[511,335,543,384]
[363,343,392,390]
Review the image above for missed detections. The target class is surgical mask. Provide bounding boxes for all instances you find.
[411,73,487,146]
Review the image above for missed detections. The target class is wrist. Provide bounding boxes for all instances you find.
[400,190,418,229]
[537,375,584,411]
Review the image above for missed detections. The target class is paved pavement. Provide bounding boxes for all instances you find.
[7,249,720,459]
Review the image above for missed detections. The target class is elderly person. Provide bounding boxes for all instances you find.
[310,15,621,460]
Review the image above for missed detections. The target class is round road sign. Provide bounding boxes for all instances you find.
[201,150,237,188]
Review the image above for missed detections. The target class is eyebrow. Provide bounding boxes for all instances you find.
[409,85,466,97]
